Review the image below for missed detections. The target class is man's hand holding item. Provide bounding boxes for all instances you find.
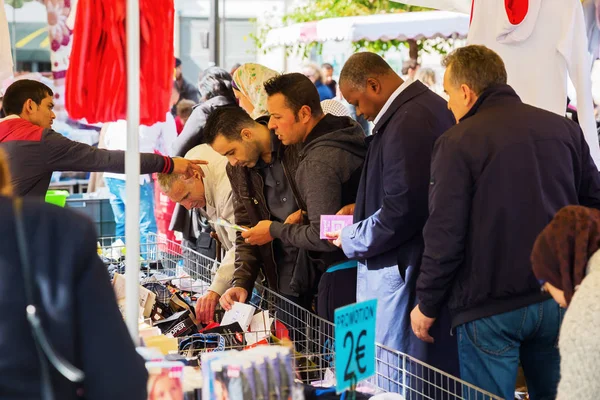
[410,304,436,344]
[284,209,303,225]
[172,158,208,177]
[336,203,355,216]
[195,290,220,324]
[219,287,249,311]
[241,220,273,246]
[326,230,344,250]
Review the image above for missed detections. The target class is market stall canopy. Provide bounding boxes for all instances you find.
[264,10,469,48]
[390,0,471,14]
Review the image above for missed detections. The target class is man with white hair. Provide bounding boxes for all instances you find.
[157,144,236,324]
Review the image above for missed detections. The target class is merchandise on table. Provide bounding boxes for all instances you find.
[98,234,496,399]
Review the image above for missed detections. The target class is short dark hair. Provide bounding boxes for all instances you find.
[204,105,256,144]
[198,66,235,102]
[339,52,395,90]
[176,99,195,120]
[321,63,333,70]
[3,79,53,116]
[442,45,507,95]
[263,73,323,118]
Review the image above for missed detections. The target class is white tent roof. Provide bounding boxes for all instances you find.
[264,11,469,47]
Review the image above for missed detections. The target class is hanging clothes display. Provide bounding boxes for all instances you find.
[583,0,600,64]
[0,0,13,82]
[394,0,600,169]
[65,0,174,125]
[467,0,600,168]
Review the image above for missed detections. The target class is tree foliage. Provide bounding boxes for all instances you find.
[5,0,38,8]
[252,0,456,58]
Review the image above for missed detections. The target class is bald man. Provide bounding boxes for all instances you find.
[328,52,459,380]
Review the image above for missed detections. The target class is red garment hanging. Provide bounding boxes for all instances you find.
[65,0,174,125]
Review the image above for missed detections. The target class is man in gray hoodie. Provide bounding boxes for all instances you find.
[242,73,367,320]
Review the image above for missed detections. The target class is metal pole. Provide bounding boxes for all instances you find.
[11,4,16,68]
[208,0,219,65]
[125,0,141,343]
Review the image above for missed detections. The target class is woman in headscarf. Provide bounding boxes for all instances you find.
[232,63,279,118]
[531,205,600,399]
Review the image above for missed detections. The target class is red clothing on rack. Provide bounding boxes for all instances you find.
[65,0,174,126]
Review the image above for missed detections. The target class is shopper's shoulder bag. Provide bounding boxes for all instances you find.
[13,198,85,400]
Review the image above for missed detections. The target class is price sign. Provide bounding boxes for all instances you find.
[334,299,377,393]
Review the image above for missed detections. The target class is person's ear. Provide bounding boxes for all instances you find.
[240,128,252,141]
[460,84,471,106]
[299,105,312,123]
[366,78,381,94]
[23,99,36,114]
[193,169,202,180]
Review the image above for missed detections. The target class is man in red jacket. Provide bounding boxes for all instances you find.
[0,79,204,197]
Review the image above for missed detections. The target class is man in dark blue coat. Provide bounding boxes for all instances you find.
[411,45,600,399]
[329,52,459,378]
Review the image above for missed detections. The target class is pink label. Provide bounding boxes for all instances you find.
[320,215,354,239]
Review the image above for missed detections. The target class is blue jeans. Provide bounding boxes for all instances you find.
[456,299,564,400]
[104,178,157,255]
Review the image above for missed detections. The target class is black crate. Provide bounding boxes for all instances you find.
[65,194,116,238]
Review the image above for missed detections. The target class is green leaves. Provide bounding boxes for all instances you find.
[251,1,451,58]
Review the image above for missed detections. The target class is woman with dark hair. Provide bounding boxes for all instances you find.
[171,67,236,157]
[531,205,600,399]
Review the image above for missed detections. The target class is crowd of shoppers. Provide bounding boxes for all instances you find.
[2,44,599,399]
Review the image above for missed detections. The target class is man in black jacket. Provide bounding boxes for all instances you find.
[0,80,204,197]
[203,106,307,309]
[242,73,367,321]
[411,45,600,399]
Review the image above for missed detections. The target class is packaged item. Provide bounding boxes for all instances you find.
[223,361,255,400]
[320,215,353,239]
[143,335,179,355]
[247,347,281,400]
[146,361,185,400]
[113,273,157,318]
[272,347,294,400]
[150,301,173,323]
[169,292,198,325]
[203,322,246,348]
[256,346,295,400]
[220,301,256,331]
[154,310,198,338]
[179,333,226,356]
[245,310,274,346]
[201,351,238,400]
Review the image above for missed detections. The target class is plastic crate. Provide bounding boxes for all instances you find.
[66,194,116,237]
[45,190,70,207]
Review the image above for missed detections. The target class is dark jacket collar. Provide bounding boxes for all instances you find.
[460,84,522,122]
[374,80,429,132]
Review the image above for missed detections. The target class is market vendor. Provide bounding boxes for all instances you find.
[0,79,206,197]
